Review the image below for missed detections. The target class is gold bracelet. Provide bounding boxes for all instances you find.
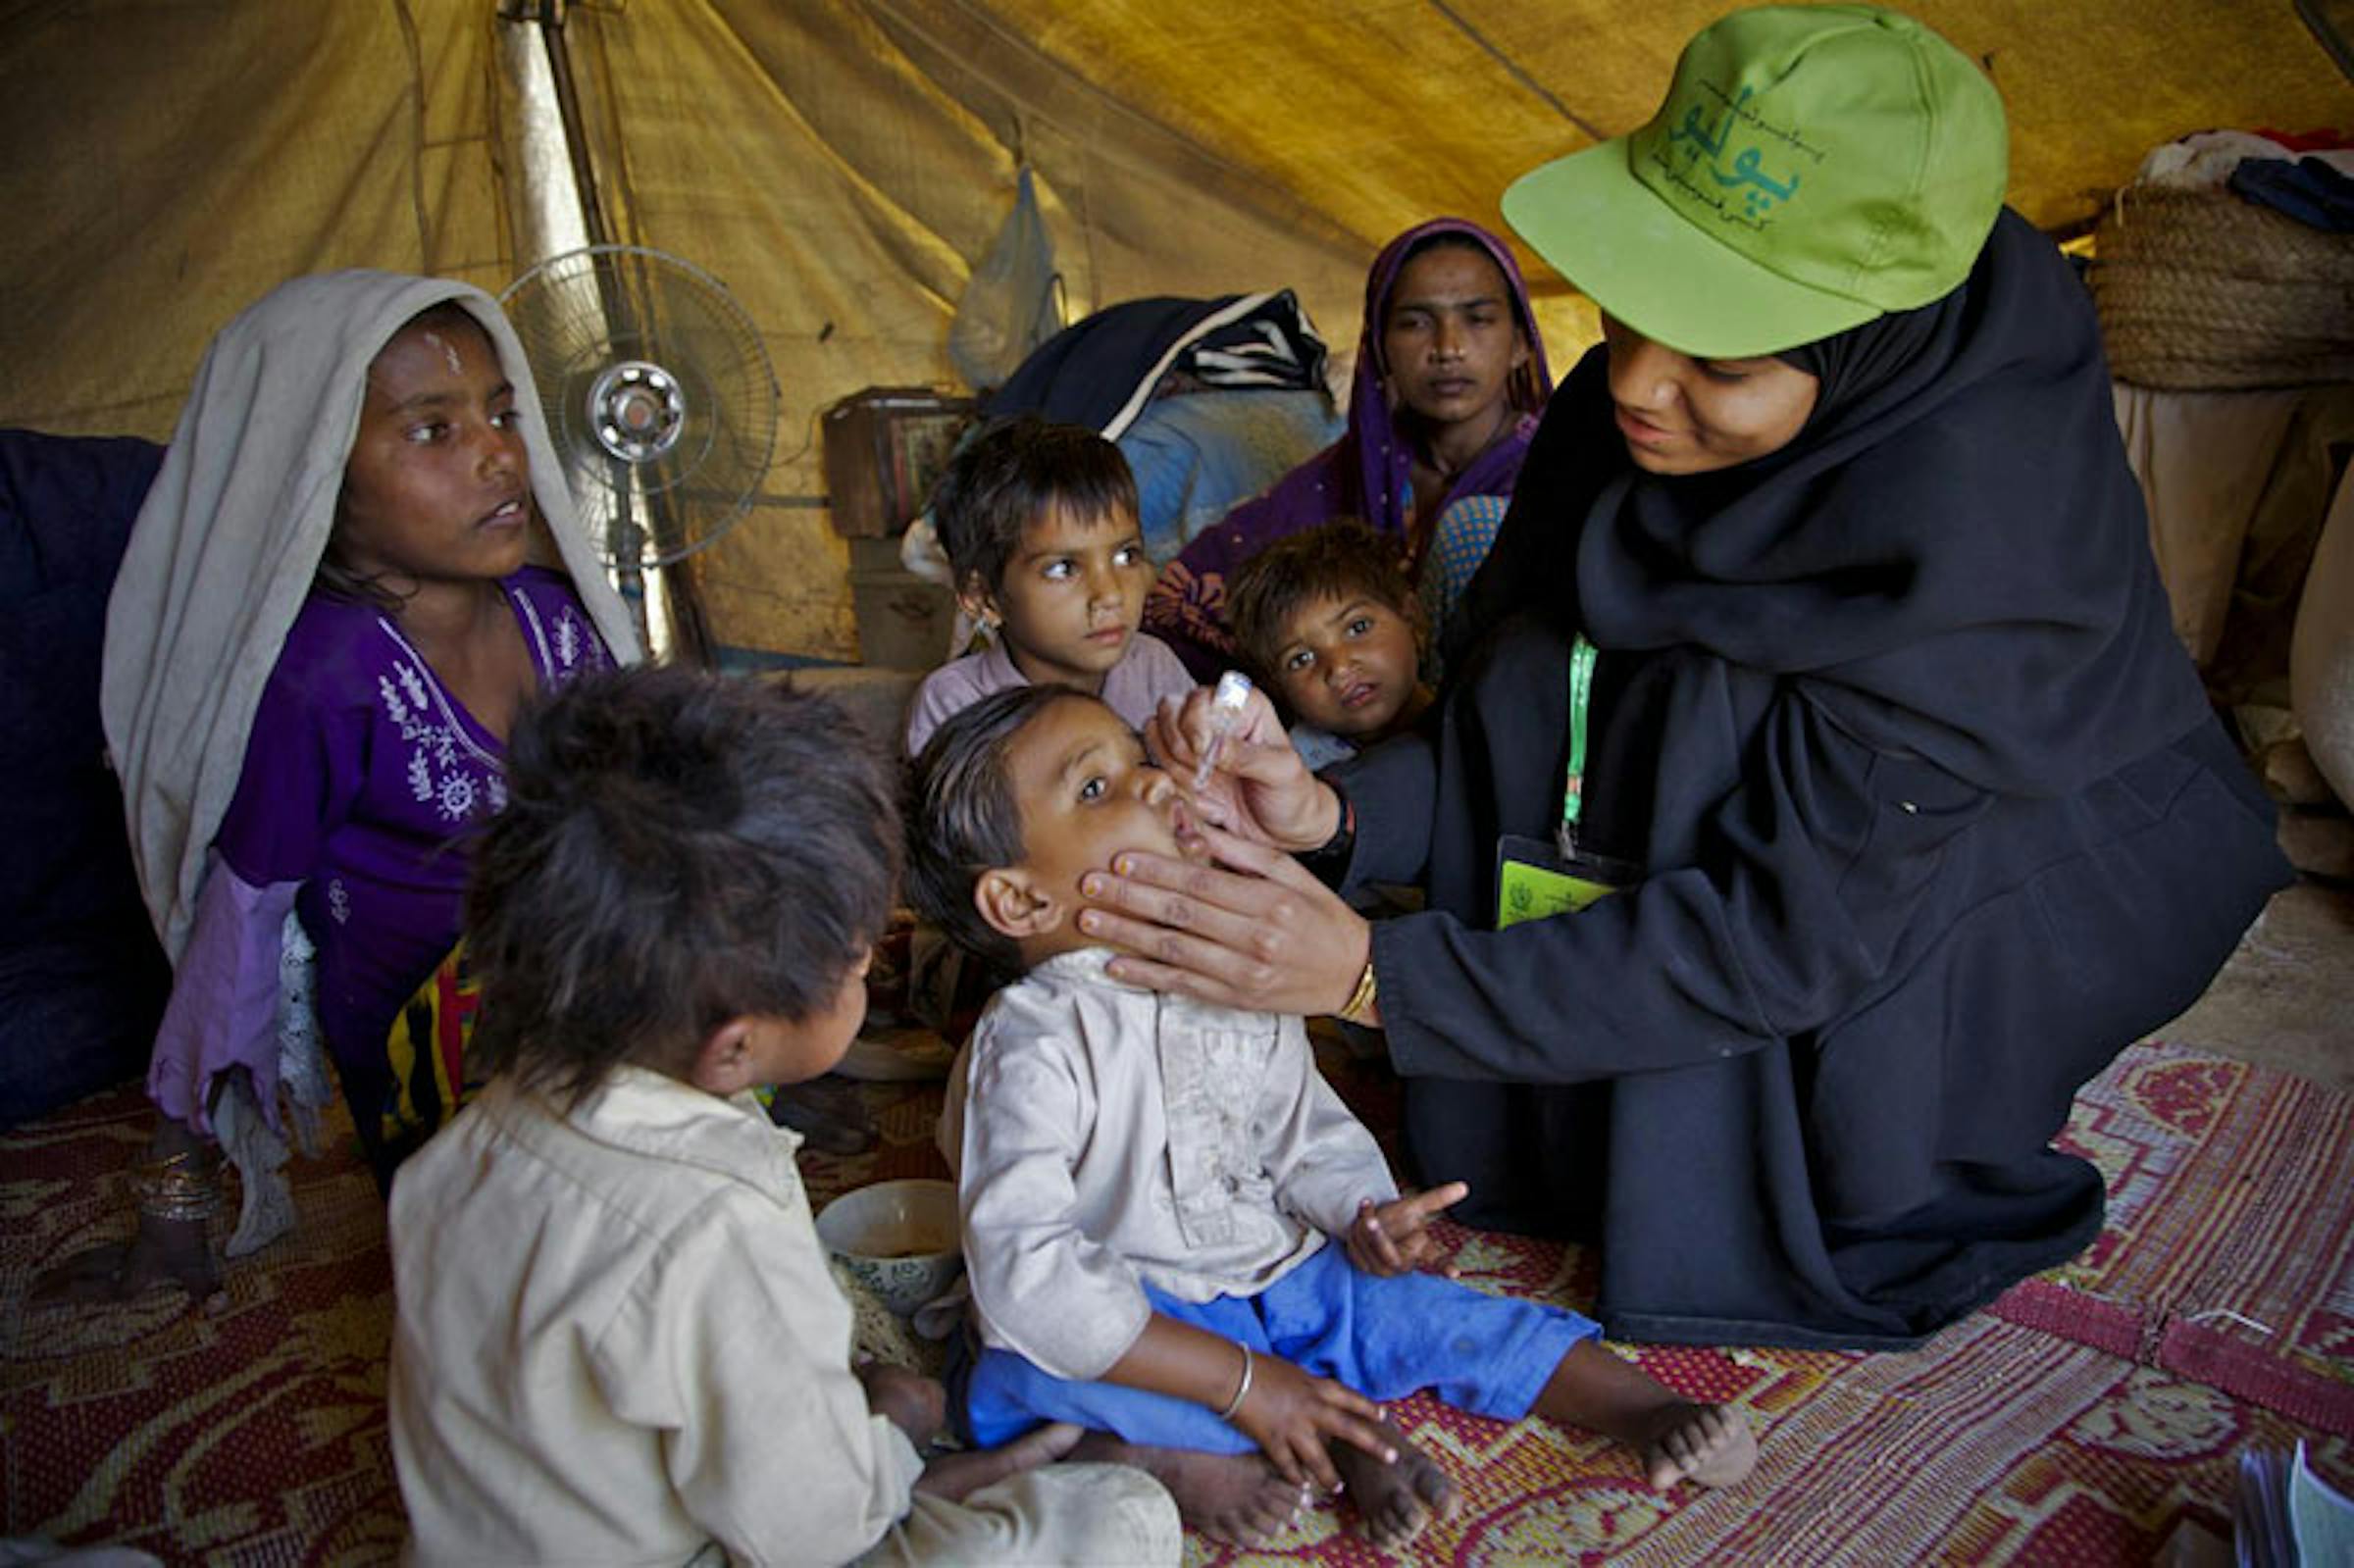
[1336,958,1379,1026]
[1216,1342,1254,1421]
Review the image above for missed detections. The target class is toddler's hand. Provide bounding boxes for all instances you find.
[1344,1183,1469,1278]
[857,1360,947,1447]
[1230,1350,1393,1492]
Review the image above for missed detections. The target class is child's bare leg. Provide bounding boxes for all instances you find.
[1069,1432,1308,1545]
[1534,1340,1757,1489]
[914,1421,1089,1502]
[1329,1418,1457,1550]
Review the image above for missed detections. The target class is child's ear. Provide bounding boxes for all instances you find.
[974,867,1062,942]
[689,1017,758,1097]
[956,574,1000,632]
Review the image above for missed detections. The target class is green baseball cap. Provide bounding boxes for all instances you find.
[1503,5,2008,359]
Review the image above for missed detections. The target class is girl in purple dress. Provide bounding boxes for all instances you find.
[1144,219,1554,682]
[39,273,638,1311]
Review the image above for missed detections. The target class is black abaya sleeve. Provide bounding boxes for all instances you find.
[1324,728,1440,891]
[1371,680,1991,1085]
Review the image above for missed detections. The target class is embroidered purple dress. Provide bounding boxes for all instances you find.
[150,566,608,1173]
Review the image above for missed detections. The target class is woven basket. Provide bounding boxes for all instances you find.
[2089,183,2354,390]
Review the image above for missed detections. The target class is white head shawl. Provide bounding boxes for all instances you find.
[102,271,641,963]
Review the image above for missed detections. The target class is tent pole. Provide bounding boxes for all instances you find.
[498,0,719,667]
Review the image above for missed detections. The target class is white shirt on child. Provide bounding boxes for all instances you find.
[941,948,1400,1384]
[388,1066,923,1567]
[903,632,1199,755]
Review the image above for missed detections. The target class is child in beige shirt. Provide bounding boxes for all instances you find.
[388,666,1177,1566]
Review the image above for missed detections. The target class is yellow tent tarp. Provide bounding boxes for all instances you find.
[6,0,2346,658]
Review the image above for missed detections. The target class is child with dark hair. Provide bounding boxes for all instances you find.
[388,667,1178,1566]
[902,415,1197,756]
[1226,520,1432,772]
[903,686,1756,1549]
[1144,218,1553,681]
[36,273,632,1318]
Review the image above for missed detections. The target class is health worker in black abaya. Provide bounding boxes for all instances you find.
[1080,5,2293,1350]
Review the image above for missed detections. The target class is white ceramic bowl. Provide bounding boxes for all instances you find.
[815,1178,963,1315]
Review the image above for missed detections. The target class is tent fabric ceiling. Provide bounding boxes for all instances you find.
[585,0,2350,658]
[946,0,2354,249]
[565,0,1426,655]
[0,2,513,440]
[5,0,2348,659]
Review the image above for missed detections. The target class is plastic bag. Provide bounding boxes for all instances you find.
[948,167,1062,393]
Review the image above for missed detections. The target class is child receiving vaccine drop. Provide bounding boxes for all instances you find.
[388,667,1178,1565]
[1226,520,1432,772]
[904,685,1757,1549]
[902,415,1197,756]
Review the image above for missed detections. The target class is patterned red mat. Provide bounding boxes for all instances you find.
[2,1041,2347,1565]
[1993,1041,2354,1440]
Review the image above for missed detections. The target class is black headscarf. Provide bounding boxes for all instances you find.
[1452,209,2208,797]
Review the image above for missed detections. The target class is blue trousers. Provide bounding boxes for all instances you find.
[964,1241,1597,1453]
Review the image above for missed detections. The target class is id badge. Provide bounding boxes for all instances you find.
[1496,834,1638,929]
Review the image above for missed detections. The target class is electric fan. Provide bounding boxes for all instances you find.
[499,245,780,570]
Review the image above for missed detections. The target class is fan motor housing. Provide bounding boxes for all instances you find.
[588,360,687,462]
[500,244,779,570]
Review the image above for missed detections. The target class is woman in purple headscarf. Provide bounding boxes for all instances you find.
[1144,218,1554,682]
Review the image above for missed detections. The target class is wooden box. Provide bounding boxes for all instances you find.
[820,387,977,538]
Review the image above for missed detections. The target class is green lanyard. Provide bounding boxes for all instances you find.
[1558,634,1596,861]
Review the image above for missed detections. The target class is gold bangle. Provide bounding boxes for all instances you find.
[1336,958,1379,1026]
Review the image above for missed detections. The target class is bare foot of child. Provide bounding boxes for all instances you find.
[1634,1401,1757,1489]
[1071,1433,1308,1544]
[1331,1420,1458,1549]
[1534,1340,1759,1492]
[30,1211,227,1317]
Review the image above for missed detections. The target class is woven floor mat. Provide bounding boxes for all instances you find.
[2,1041,2347,1564]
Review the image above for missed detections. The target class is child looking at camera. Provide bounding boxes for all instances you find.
[1227,520,1432,772]
[387,668,1177,1567]
[903,685,1757,1550]
[902,416,1197,756]
[45,275,633,1320]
